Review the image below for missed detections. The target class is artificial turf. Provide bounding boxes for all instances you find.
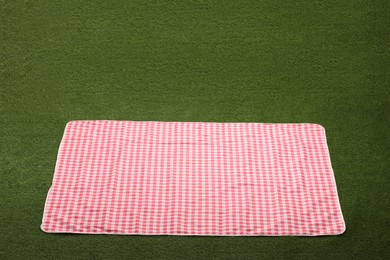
[1,0,389,259]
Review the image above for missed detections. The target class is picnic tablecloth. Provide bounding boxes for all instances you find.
[41,121,345,236]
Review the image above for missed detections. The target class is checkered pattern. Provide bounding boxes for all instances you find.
[41,121,345,236]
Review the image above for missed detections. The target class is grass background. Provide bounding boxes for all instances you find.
[1,0,389,259]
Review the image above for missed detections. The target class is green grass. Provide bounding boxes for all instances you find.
[1,0,389,259]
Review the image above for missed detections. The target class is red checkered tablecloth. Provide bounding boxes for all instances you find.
[41,121,345,236]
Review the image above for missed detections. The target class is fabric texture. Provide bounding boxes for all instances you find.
[41,120,345,236]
